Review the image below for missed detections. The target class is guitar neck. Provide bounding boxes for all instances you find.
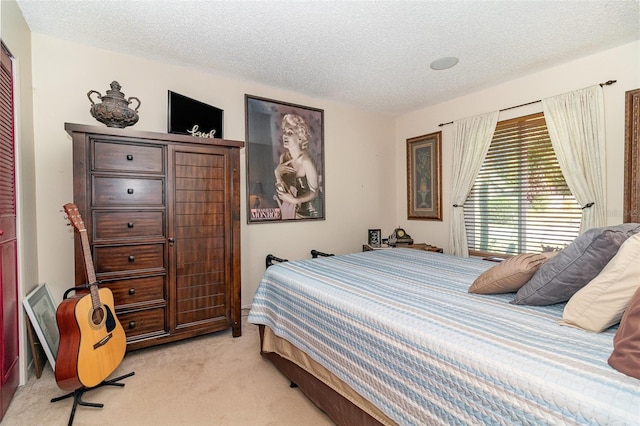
[79,229,97,284]
[79,229,101,307]
[63,202,102,307]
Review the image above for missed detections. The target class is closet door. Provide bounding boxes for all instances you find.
[0,43,20,421]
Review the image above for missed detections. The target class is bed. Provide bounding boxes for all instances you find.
[247,245,640,425]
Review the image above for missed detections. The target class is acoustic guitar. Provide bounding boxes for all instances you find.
[55,203,127,391]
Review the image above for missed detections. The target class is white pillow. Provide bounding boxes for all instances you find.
[560,233,640,332]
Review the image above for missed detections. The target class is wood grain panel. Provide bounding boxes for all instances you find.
[175,213,223,227]
[175,202,224,215]
[176,300,226,325]
[176,273,224,290]
[174,150,229,327]
[176,281,224,297]
[176,260,224,276]
[175,189,224,203]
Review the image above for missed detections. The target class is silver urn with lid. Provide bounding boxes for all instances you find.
[87,81,141,128]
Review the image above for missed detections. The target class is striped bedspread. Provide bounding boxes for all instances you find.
[248,249,640,425]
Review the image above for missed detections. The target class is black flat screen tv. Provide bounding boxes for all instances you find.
[168,91,223,139]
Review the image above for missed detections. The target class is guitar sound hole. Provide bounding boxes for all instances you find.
[92,307,105,326]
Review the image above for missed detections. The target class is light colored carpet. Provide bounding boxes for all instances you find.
[3,313,332,426]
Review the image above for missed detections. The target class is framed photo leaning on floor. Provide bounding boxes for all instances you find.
[23,283,59,370]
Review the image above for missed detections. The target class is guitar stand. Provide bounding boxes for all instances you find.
[51,371,135,426]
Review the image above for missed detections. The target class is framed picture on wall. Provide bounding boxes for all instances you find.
[624,88,640,223]
[407,131,442,220]
[245,95,325,223]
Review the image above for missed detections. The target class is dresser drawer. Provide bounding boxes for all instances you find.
[93,176,164,206]
[93,211,165,240]
[117,308,166,339]
[106,275,165,307]
[93,141,163,173]
[94,244,164,274]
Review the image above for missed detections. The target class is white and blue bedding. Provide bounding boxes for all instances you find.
[248,249,640,425]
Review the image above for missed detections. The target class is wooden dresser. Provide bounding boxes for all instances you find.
[67,123,243,350]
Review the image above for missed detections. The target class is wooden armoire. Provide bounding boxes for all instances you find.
[67,123,243,350]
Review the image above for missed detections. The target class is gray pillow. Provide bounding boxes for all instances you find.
[512,223,640,306]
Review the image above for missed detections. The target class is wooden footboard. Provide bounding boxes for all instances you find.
[258,325,383,426]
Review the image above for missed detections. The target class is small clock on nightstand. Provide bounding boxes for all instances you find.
[389,227,413,246]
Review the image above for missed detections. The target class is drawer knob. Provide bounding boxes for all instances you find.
[127,222,134,228]
[127,188,134,194]
[126,154,134,161]
[128,321,136,329]
[128,255,135,262]
[128,288,136,295]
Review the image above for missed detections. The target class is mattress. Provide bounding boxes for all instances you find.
[248,249,640,425]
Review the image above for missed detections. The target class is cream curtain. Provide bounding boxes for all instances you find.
[449,111,499,257]
[542,85,606,233]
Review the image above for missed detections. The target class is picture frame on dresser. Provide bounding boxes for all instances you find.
[245,95,325,223]
[168,90,223,139]
[407,131,442,221]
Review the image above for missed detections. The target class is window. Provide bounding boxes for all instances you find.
[464,112,581,256]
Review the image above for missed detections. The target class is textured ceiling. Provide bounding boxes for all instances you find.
[15,0,640,115]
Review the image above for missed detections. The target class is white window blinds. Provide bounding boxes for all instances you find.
[464,112,582,255]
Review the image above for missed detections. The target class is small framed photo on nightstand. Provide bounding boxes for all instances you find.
[368,229,382,247]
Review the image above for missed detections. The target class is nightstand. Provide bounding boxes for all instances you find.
[363,243,443,253]
[362,244,390,251]
[400,243,443,253]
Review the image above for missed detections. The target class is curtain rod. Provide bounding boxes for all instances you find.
[437,79,617,127]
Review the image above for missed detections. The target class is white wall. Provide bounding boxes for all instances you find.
[29,33,397,309]
[395,41,640,253]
